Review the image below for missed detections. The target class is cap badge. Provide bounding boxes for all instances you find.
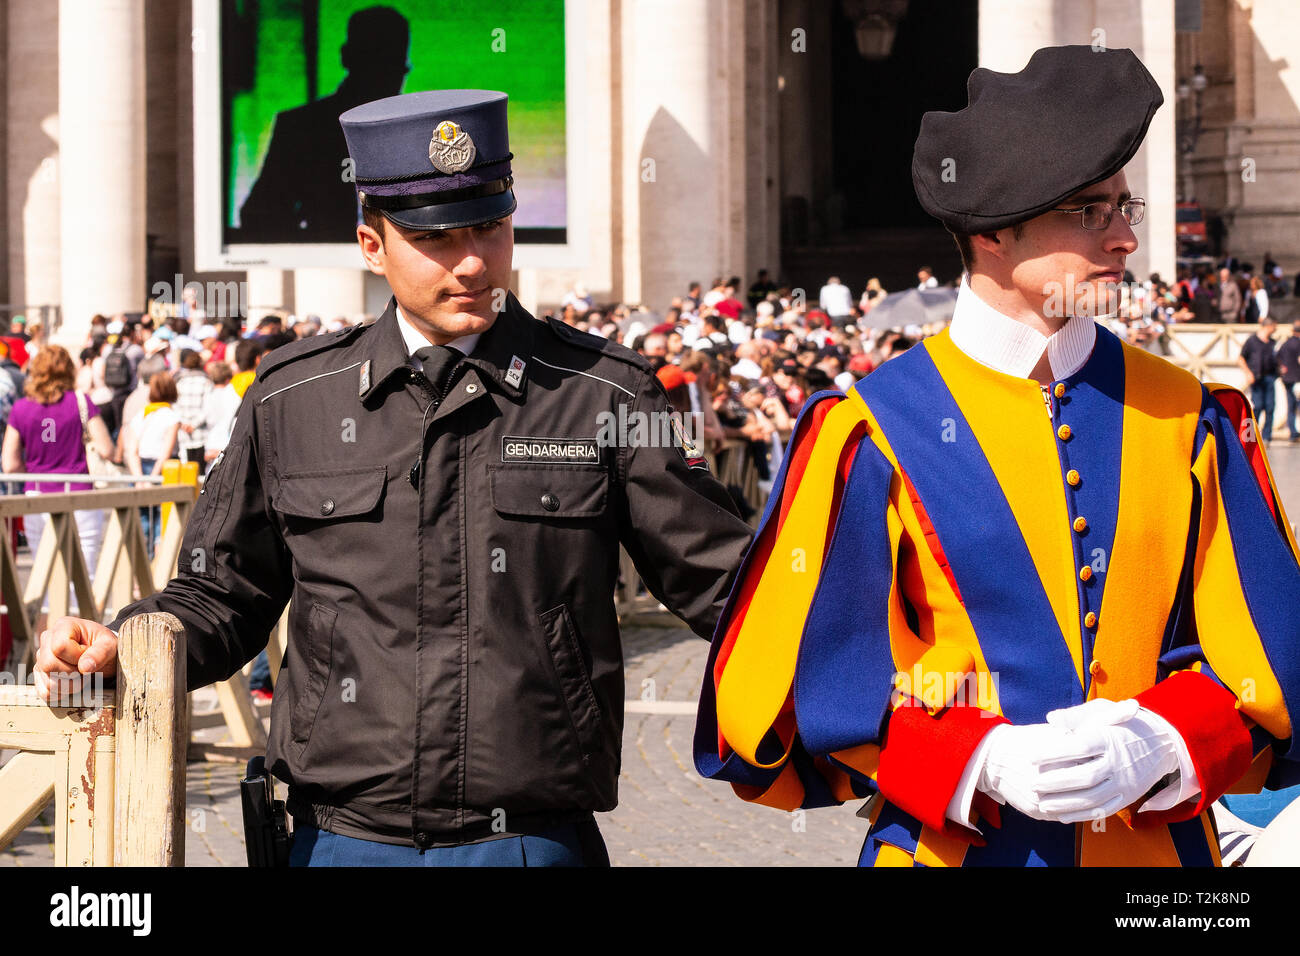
[429,120,476,174]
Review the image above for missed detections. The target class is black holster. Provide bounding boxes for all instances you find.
[240,756,293,867]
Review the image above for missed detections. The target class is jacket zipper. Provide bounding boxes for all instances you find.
[408,365,458,839]
[408,368,458,489]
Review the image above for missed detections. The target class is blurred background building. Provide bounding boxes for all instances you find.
[1,0,1296,345]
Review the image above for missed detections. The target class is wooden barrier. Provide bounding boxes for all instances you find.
[0,480,263,762]
[1164,323,1295,439]
[0,612,185,866]
[0,485,197,669]
[1163,323,1284,386]
[114,613,187,865]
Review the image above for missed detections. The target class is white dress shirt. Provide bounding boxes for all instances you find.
[818,282,855,318]
[396,305,481,366]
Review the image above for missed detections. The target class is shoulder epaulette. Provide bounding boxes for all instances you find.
[543,316,651,373]
[255,324,367,381]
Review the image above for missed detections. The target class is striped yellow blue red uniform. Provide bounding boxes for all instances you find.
[693,323,1300,866]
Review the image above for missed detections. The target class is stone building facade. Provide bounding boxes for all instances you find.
[2,0,1290,347]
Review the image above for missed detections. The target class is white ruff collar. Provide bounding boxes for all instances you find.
[948,278,1098,380]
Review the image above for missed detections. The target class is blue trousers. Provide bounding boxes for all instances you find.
[1284,380,1300,439]
[1250,376,1276,440]
[249,650,272,692]
[139,457,159,559]
[288,819,610,867]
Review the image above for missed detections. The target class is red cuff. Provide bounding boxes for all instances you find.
[1134,671,1253,824]
[876,700,1008,833]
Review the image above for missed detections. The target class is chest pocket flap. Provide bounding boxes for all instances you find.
[489,464,608,519]
[275,466,387,519]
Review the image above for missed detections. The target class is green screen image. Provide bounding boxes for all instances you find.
[222,0,566,244]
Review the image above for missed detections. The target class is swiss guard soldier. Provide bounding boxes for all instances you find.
[695,46,1300,866]
[36,89,754,866]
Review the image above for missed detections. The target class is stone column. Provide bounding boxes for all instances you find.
[57,0,147,345]
[292,268,365,322]
[512,269,538,318]
[1096,0,1177,284]
[1229,0,1300,265]
[245,268,288,325]
[777,0,833,247]
[7,0,62,324]
[978,0,1059,72]
[620,0,719,310]
[976,0,1176,283]
[744,0,781,285]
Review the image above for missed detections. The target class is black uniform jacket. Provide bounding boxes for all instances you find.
[112,294,753,847]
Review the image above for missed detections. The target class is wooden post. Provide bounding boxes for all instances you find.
[114,612,186,866]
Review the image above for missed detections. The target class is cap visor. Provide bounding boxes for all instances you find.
[382,189,517,231]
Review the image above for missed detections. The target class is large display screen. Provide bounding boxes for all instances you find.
[195,0,576,270]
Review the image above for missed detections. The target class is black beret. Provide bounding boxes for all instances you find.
[912,45,1163,234]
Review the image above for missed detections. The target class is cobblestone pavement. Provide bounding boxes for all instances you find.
[4,439,1300,867]
[0,617,862,867]
[596,619,863,866]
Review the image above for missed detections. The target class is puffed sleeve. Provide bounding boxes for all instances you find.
[694,391,1007,835]
[109,376,293,691]
[1131,384,1300,827]
[614,369,754,640]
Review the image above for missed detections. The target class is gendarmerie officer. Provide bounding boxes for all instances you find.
[35,89,754,865]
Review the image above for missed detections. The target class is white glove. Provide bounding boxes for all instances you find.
[975,722,1119,822]
[1034,698,1181,824]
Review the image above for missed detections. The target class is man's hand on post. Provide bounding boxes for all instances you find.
[33,616,118,704]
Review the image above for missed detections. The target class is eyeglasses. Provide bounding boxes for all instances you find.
[1051,198,1146,230]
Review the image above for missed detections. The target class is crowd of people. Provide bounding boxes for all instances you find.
[540,255,1287,513]
[544,271,944,515]
[0,308,347,670]
[0,251,1293,610]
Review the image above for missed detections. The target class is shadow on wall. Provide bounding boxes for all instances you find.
[1186,0,1300,269]
[638,105,713,311]
[6,4,61,310]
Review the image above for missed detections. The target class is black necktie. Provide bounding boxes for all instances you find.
[414,345,462,394]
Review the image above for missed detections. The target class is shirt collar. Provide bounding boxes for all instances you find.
[395,305,482,363]
[948,278,1097,380]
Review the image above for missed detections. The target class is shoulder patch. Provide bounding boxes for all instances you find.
[544,316,651,373]
[255,325,366,382]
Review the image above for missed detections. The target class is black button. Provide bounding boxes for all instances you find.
[415,831,432,848]
[320,499,336,516]
[541,493,560,512]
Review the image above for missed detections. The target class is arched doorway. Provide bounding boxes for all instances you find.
[779,0,977,296]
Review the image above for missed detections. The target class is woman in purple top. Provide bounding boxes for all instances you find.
[3,345,116,614]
